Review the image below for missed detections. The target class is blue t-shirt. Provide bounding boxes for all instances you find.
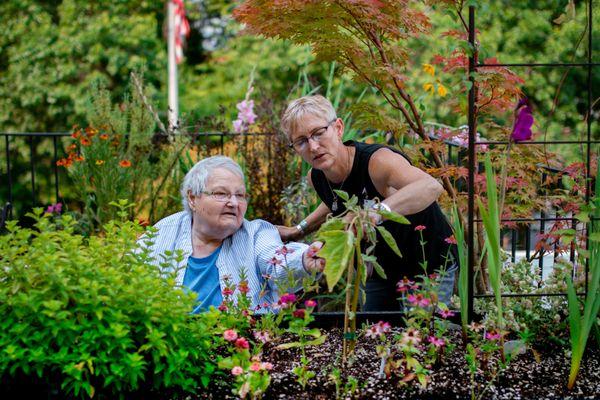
[183,246,222,313]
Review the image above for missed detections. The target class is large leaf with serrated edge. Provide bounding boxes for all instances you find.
[317,230,355,291]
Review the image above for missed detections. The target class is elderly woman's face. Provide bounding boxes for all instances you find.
[189,168,247,239]
[290,114,342,170]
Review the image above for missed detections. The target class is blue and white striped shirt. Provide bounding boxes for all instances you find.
[140,211,309,311]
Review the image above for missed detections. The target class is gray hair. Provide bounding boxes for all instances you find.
[281,94,337,139]
[180,156,245,214]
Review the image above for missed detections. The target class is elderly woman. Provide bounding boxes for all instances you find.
[143,156,324,313]
[277,95,457,311]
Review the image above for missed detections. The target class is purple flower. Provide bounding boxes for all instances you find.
[511,97,534,142]
[45,202,62,214]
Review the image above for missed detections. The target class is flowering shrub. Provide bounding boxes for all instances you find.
[57,83,192,231]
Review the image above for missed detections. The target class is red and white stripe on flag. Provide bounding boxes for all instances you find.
[173,0,191,64]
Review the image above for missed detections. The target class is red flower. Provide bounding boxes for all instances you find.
[222,287,234,297]
[445,235,457,244]
[119,159,132,168]
[293,309,306,319]
[414,225,426,231]
[238,280,249,294]
[235,337,250,349]
[305,299,317,308]
[80,137,91,146]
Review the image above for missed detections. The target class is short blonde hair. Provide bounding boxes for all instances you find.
[281,95,337,139]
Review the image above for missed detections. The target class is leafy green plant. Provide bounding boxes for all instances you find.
[477,153,505,358]
[0,205,218,397]
[451,204,469,343]
[316,191,408,359]
[565,162,600,390]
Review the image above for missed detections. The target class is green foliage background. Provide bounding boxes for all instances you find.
[0,0,598,219]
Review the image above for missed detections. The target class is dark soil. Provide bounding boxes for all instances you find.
[201,328,600,400]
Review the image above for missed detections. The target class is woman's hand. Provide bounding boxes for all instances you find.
[302,241,325,273]
[277,225,302,242]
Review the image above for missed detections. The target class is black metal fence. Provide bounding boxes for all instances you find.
[466,3,598,320]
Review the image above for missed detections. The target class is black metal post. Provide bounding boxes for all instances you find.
[5,135,13,212]
[467,5,477,323]
[53,135,59,203]
[29,135,35,207]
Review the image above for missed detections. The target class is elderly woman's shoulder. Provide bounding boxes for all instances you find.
[153,211,190,229]
[241,218,278,234]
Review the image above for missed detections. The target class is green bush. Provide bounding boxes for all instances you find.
[0,207,218,398]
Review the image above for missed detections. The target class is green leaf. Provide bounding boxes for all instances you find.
[375,225,402,258]
[317,230,355,291]
[378,209,410,225]
[320,218,346,232]
[371,259,387,280]
[333,190,349,201]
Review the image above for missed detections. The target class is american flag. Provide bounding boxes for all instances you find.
[172,0,190,64]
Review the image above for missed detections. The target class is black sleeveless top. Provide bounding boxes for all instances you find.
[311,141,457,282]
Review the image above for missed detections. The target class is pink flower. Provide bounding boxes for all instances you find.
[279,293,296,304]
[429,273,438,280]
[445,235,457,245]
[268,257,283,266]
[428,336,445,347]
[414,225,426,231]
[293,309,306,319]
[236,99,257,124]
[223,329,238,342]
[232,119,244,134]
[218,303,228,312]
[396,277,417,293]
[261,362,273,370]
[231,366,244,376]
[276,246,295,256]
[400,328,421,346]
[222,287,234,297]
[365,321,391,339]
[438,309,455,318]
[407,293,431,307]
[305,299,317,308]
[485,331,502,341]
[235,337,250,349]
[253,330,271,344]
[249,361,261,372]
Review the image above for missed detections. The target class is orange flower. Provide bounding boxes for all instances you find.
[119,159,132,168]
[67,143,77,151]
[71,130,81,139]
[80,137,91,146]
[99,134,109,140]
[74,155,85,162]
[85,126,98,137]
[95,160,105,166]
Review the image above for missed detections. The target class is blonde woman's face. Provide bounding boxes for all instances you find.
[289,114,342,170]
